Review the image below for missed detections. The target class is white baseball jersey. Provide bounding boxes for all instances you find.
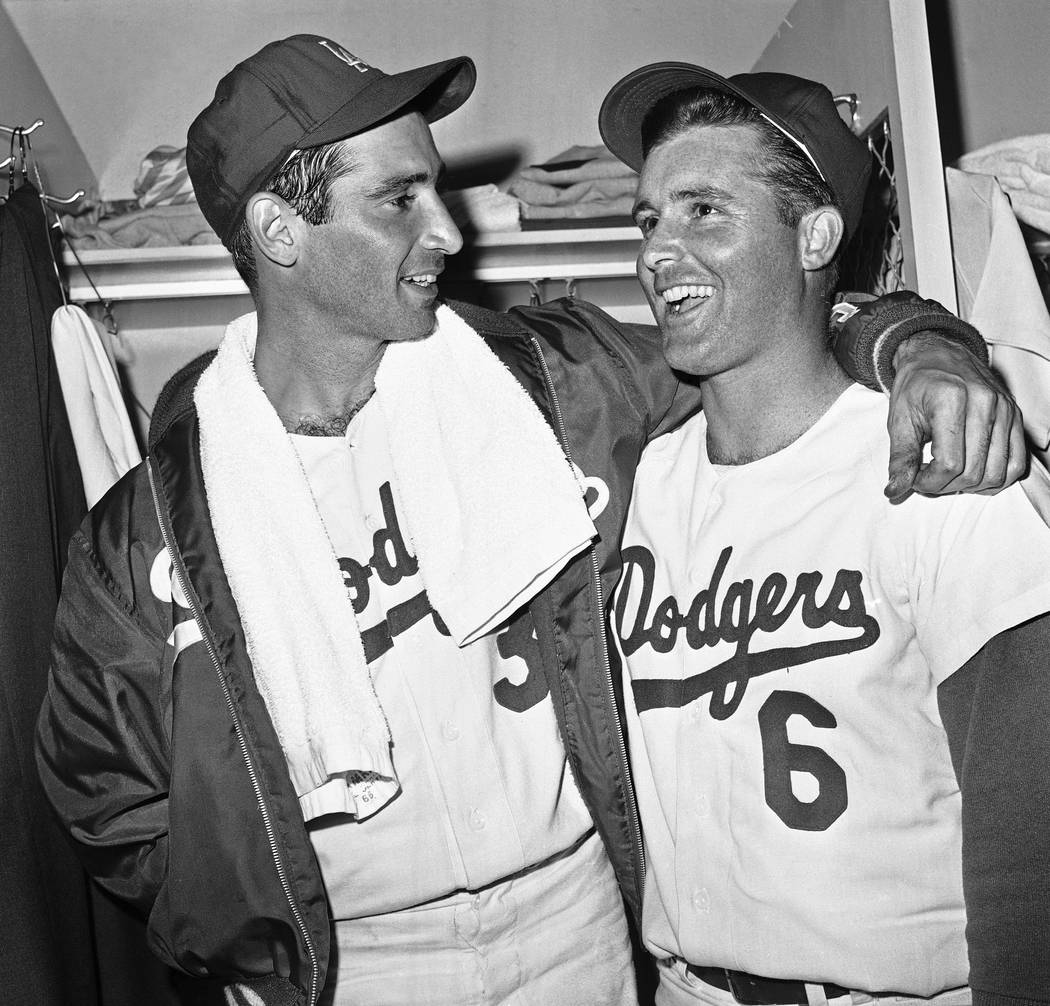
[291,401,593,920]
[613,383,1050,995]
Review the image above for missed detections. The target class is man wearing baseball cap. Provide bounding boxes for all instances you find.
[37,35,1025,1006]
[603,63,1050,1006]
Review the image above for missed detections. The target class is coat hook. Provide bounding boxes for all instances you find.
[0,118,45,136]
[41,188,86,206]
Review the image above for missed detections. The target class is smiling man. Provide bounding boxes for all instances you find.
[35,35,1032,1006]
[601,64,1050,1006]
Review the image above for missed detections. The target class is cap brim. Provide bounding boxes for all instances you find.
[300,55,476,148]
[600,62,772,172]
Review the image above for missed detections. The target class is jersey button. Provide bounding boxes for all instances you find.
[468,808,487,832]
[442,720,461,741]
[691,887,711,913]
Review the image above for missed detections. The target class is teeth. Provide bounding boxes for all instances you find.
[661,284,714,306]
[404,274,437,286]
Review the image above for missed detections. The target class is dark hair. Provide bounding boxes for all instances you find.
[227,142,358,294]
[641,87,843,295]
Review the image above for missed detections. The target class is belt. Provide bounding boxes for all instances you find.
[687,965,852,1006]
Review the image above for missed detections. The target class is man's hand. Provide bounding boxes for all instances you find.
[885,331,1027,501]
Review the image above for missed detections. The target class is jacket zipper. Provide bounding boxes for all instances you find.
[526,335,647,906]
[146,459,321,1006]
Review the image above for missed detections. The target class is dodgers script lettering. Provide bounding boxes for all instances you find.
[616,544,880,718]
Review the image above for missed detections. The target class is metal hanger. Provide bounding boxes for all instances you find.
[834,94,861,133]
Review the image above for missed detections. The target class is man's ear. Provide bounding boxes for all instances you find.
[245,192,300,268]
[798,206,845,272]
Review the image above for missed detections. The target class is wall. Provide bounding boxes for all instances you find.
[0,4,96,201]
[3,0,794,199]
[926,0,1050,163]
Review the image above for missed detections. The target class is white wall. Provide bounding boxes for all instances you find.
[0,3,96,201]
[4,0,794,199]
[927,0,1050,162]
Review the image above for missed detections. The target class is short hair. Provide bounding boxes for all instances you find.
[641,87,843,296]
[227,142,358,294]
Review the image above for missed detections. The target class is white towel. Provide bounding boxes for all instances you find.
[194,306,595,821]
[51,305,141,507]
[377,304,598,645]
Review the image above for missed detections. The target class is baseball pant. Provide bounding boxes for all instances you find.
[319,830,637,1006]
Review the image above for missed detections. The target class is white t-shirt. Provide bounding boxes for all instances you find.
[291,401,592,920]
[613,383,1050,995]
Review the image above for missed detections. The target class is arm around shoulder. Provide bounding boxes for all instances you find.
[832,291,1026,500]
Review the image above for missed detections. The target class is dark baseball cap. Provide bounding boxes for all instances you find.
[187,35,476,245]
[599,63,871,238]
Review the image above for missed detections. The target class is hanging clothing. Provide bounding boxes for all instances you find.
[946,167,1050,454]
[0,181,179,1006]
[0,180,93,1006]
[945,166,1050,523]
[51,304,141,507]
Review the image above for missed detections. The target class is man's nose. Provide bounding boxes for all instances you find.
[639,219,685,273]
[422,193,463,256]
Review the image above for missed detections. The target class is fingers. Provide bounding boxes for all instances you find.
[882,333,1030,499]
[971,396,1016,493]
[884,408,926,503]
[927,384,998,493]
[977,399,1030,494]
[1005,398,1029,485]
[907,387,968,496]
[904,391,1028,498]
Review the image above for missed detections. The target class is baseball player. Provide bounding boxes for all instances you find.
[602,64,1050,1006]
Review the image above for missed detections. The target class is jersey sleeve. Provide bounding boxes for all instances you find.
[900,475,1050,682]
[938,615,1050,1004]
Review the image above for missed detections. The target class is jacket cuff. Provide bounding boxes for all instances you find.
[831,290,989,393]
[224,976,306,1006]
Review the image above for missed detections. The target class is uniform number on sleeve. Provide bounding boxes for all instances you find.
[758,689,847,831]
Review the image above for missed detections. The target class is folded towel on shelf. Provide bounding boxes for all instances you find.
[520,197,637,221]
[516,145,637,184]
[956,135,1050,234]
[508,144,638,224]
[509,174,638,208]
[61,201,219,249]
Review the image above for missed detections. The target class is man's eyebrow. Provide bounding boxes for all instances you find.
[364,163,447,201]
[632,183,735,219]
[632,197,655,220]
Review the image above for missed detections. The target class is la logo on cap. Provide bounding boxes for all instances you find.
[318,39,372,73]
